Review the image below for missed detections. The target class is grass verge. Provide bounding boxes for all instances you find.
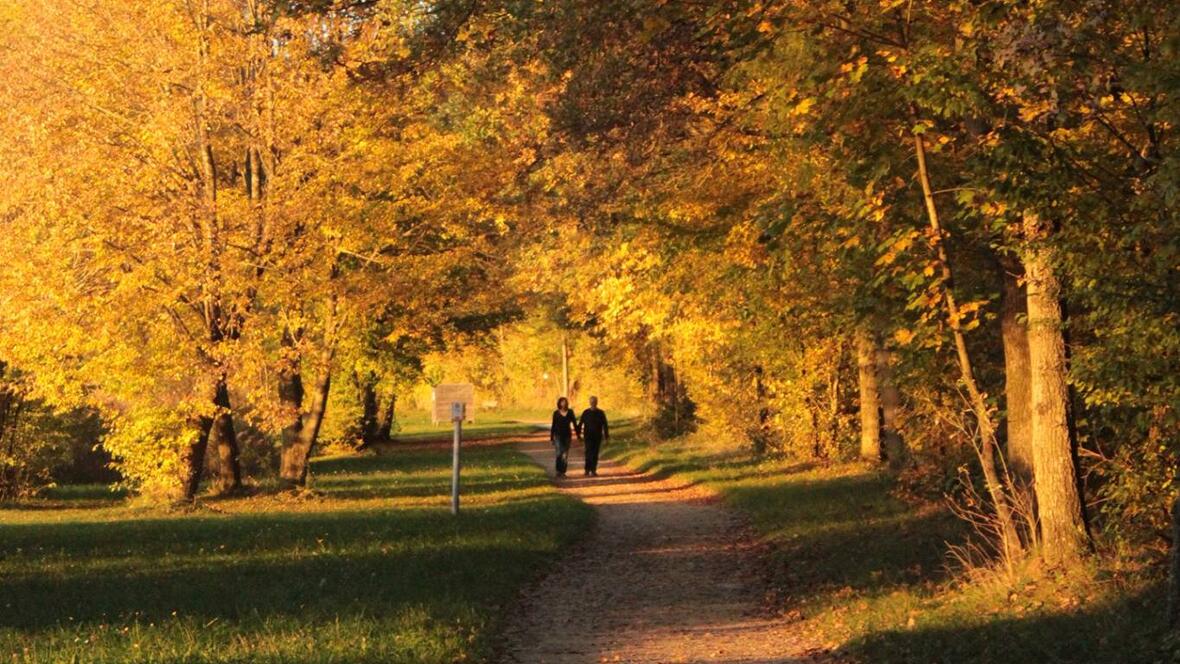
[606,432,1167,664]
[383,408,549,444]
[0,441,591,663]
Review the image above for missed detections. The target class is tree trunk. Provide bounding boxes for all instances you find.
[855,330,882,462]
[1024,213,1091,565]
[914,131,1023,563]
[180,412,215,502]
[378,391,397,442]
[875,347,905,465]
[999,254,1034,484]
[753,365,770,455]
[281,367,331,486]
[356,374,380,448]
[211,376,242,492]
[280,336,334,487]
[827,349,842,453]
[277,329,305,481]
[1170,497,1180,628]
[0,362,14,446]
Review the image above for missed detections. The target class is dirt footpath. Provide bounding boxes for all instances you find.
[502,438,813,664]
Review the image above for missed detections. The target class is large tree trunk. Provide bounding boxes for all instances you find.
[1000,254,1034,485]
[1023,213,1091,566]
[914,132,1023,564]
[855,330,882,462]
[875,346,905,466]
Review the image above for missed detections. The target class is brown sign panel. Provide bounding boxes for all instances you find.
[432,383,475,424]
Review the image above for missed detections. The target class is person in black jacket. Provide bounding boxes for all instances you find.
[578,396,609,477]
[550,397,578,477]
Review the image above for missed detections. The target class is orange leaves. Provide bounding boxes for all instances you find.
[724,222,769,269]
[839,56,869,85]
[876,230,920,268]
[893,328,916,346]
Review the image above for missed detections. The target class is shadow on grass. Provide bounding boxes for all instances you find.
[610,437,1170,662]
[723,472,961,600]
[611,443,957,599]
[0,496,583,630]
[0,442,592,648]
[1,484,129,511]
[846,579,1167,663]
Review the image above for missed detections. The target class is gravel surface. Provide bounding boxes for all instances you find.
[502,437,813,664]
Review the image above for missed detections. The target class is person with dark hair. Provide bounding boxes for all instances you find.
[550,396,578,477]
[578,395,609,476]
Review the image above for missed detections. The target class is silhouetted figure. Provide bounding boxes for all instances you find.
[579,396,609,477]
[550,397,578,477]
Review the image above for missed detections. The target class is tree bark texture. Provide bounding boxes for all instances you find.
[1024,213,1091,565]
[211,376,242,492]
[181,411,215,502]
[357,374,380,448]
[856,330,882,462]
[280,369,331,486]
[875,347,905,465]
[1000,254,1035,485]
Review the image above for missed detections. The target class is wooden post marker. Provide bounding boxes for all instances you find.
[451,402,465,515]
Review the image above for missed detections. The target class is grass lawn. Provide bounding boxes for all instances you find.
[386,408,550,443]
[606,432,1168,664]
[0,442,592,663]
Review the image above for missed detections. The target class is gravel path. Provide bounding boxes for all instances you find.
[502,437,812,664]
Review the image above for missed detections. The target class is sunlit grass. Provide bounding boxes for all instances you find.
[0,443,593,663]
[607,433,1166,663]
[382,407,550,443]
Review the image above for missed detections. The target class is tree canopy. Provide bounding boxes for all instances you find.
[1,0,1178,575]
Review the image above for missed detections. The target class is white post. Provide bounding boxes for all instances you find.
[451,402,464,515]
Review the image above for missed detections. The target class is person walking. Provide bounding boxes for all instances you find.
[578,395,609,477]
[550,397,578,477]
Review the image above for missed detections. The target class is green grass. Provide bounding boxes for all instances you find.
[385,408,550,443]
[607,433,1168,664]
[0,442,593,663]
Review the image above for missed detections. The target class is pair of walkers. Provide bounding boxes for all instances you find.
[550,396,610,477]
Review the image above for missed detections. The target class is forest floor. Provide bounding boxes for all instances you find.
[501,438,818,663]
[601,432,1168,664]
